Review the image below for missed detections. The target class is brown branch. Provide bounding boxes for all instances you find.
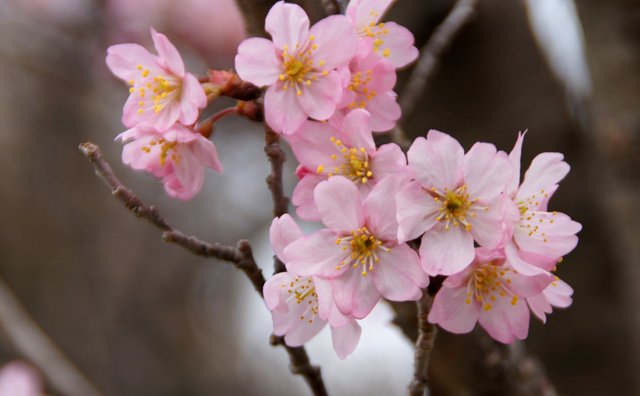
[271,335,329,396]
[398,0,479,125]
[407,291,438,396]
[0,277,103,396]
[263,126,290,274]
[79,142,327,395]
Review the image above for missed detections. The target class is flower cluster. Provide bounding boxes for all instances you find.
[105,0,580,359]
[107,28,222,200]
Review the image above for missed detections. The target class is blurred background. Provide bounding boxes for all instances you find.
[0,0,638,394]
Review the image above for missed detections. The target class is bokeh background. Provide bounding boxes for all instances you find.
[0,0,639,395]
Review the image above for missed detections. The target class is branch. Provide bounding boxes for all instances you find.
[264,126,289,274]
[79,142,327,395]
[0,277,103,396]
[398,0,479,124]
[271,335,329,396]
[407,291,438,396]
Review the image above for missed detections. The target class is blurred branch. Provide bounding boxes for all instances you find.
[408,291,437,396]
[398,0,479,124]
[79,142,327,395]
[0,277,103,396]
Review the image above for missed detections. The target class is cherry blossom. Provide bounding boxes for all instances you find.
[428,248,554,344]
[346,0,419,68]
[396,130,516,276]
[504,132,582,275]
[0,361,44,396]
[106,27,207,130]
[265,214,362,359]
[334,38,400,132]
[117,123,222,200]
[288,109,411,221]
[235,1,357,134]
[284,176,428,319]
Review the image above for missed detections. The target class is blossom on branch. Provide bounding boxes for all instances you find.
[346,0,419,68]
[266,214,362,359]
[503,132,582,275]
[106,28,207,130]
[288,109,411,220]
[235,1,357,134]
[527,274,573,323]
[334,38,400,132]
[117,123,222,200]
[285,176,428,319]
[396,130,515,276]
[428,248,554,344]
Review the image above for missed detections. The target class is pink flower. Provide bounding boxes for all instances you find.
[117,123,222,200]
[288,109,411,221]
[527,274,573,323]
[106,27,207,130]
[396,130,516,276]
[284,176,428,319]
[504,132,582,275]
[428,248,554,344]
[346,0,419,68]
[234,1,357,134]
[333,38,400,132]
[0,361,44,396]
[265,214,362,359]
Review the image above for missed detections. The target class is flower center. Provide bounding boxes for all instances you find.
[316,137,373,184]
[335,227,390,276]
[282,277,319,324]
[141,137,182,166]
[278,37,326,96]
[428,185,480,231]
[466,263,519,311]
[346,71,377,110]
[130,65,181,115]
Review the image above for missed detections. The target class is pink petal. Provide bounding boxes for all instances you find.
[264,272,296,312]
[365,92,401,132]
[527,292,552,323]
[371,244,427,301]
[265,85,308,134]
[0,361,43,396]
[150,27,185,76]
[331,319,362,359]
[178,73,206,126]
[265,1,310,50]
[269,214,304,261]
[463,142,513,201]
[369,143,411,181]
[288,120,341,171]
[292,173,325,221]
[419,223,475,276]
[478,293,530,344]
[338,109,375,154]
[364,174,410,241]
[518,153,570,202]
[506,131,525,197]
[372,22,419,68]
[280,310,327,347]
[504,242,549,276]
[513,212,581,259]
[307,15,357,70]
[235,37,283,87]
[466,195,510,249]
[315,177,365,234]
[428,285,480,334]
[331,266,381,318]
[396,181,441,242]
[408,131,464,192]
[106,43,160,82]
[297,70,341,121]
[545,279,573,308]
[284,230,351,278]
[190,136,223,173]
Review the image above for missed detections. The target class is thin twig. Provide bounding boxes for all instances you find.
[398,0,479,125]
[264,126,289,274]
[407,291,438,396]
[79,142,327,395]
[271,335,329,396]
[0,277,103,396]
